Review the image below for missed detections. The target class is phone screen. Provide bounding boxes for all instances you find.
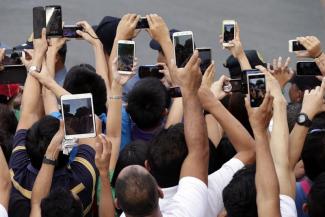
[198,48,212,74]
[292,40,306,52]
[33,7,46,39]
[63,26,82,38]
[62,97,95,136]
[248,74,266,107]
[296,61,322,76]
[0,66,27,85]
[45,5,62,37]
[223,24,235,43]
[174,34,194,68]
[118,42,134,72]
[136,18,149,29]
[138,65,164,79]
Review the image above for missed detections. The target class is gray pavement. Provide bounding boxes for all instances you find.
[1,0,325,75]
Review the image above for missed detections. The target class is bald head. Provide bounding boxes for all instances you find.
[116,165,159,216]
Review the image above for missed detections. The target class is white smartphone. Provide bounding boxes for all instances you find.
[117,40,135,74]
[288,39,306,52]
[222,20,236,47]
[172,31,194,68]
[61,93,96,139]
[247,73,266,108]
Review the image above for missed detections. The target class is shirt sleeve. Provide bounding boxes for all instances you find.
[165,177,208,217]
[206,158,245,217]
[280,194,298,217]
[0,204,8,217]
[9,130,30,172]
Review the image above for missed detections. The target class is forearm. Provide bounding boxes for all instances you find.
[42,87,59,115]
[46,49,57,78]
[0,148,11,210]
[165,98,183,129]
[159,38,174,69]
[107,82,122,170]
[93,42,111,89]
[237,51,252,71]
[99,175,115,217]
[205,114,223,147]
[46,79,71,99]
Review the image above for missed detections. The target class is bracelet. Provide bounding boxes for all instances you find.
[43,156,57,166]
[315,51,324,59]
[315,52,325,61]
[109,96,122,100]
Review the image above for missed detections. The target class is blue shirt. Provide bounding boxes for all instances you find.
[55,66,68,86]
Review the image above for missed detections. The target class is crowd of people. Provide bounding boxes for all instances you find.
[0,11,325,217]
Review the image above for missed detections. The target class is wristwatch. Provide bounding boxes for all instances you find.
[28,65,41,73]
[43,156,57,166]
[296,113,312,127]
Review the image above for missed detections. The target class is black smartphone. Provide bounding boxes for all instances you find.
[45,5,63,37]
[168,87,182,98]
[248,74,266,108]
[33,7,46,39]
[136,17,149,29]
[242,69,261,93]
[138,65,164,79]
[0,65,27,85]
[223,79,242,93]
[63,25,83,38]
[173,31,194,68]
[289,40,306,52]
[296,61,322,76]
[197,48,212,74]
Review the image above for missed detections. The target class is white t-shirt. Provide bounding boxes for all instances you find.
[0,204,8,217]
[120,177,208,217]
[280,194,298,217]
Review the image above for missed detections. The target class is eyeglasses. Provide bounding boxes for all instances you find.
[308,129,325,135]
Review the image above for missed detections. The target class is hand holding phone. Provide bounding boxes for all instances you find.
[63,25,83,38]
[247,73,266,107]
[117,40,135,74]
[45,5,63,37]
[136,17,149,29]
[289,40,306,52]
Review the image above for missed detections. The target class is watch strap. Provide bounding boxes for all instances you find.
[43,156,57,166]
[297,113,312,127]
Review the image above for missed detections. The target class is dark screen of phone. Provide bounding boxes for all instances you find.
[248,75,266,107]
[33,7,46,39]
[296,62,321,76]
[63,26,82,38]
[292,41,306,51]
[174,34,194,68]
[224,24,235,42]
[136,18,149,29]
[46,6,63,36]
[138,65,164,79]
[118,43,134,72]
[198,49,211,74]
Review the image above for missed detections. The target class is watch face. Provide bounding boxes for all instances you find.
[298,114,306,123]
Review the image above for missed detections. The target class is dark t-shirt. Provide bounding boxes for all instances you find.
[8,129,98,217]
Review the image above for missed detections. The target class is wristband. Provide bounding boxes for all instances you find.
[43,156,57,166]
[109,96,122,100]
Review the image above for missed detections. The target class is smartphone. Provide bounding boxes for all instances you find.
[117,40,135,74]
[247,74,266,108]
[242,69,261,93]
[296,61,322,76]
[223,79,242,93]
[197,47,212,74]
[61,93,96,139]
[45,5,63,37]
[222,20,236,47]
[138,65,164,79]
[289,40,306,52]
[173,31,194,68]
[63,25,83,38]
[0,65,27,85]
[136,17,149,29]
[33,7,46,39]
[168,87,182,98]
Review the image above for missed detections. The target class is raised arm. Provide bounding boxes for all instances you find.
[170,50,209,184]
[30,121,64,217]
[245,93,281,217]
[0,146,11,212]
[17,28,47,130]
[95,135,115,217]
[289,78,325,169]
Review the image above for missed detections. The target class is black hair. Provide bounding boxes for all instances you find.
[41,188,83,217]
[290,74,321,92]
[126,78,171,130]
[302,129,325,181]
[0,104,18,162]
[287,102,302,132]
[308,172,325,217]
[111,140,149,187]
[148,123,187,188]
[223,164,257,217]
[115,166,159,216]
[25,116,68,169]
[64,64,107,116]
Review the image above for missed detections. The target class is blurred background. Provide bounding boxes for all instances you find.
[0,0,325,75]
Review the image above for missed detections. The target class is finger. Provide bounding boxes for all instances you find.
[235,22,240,40]
[146,15,153,28]
[284,57,291,69]
[277,56,282,69]
[316,75,324,81]
[244,96,252,113]
[95,142,103,157]
[273,58,277,71]
[321,77,325,93]
[260,92,271,110]
[255,65,268,74]
[187,50,199,68]
[41,28,47,40]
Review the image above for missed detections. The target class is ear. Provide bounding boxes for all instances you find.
[302,203,309,214]
[157,187,164,199]
[114,198,121,210]
[144,160,151,172]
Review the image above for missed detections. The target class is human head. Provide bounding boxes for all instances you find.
[0,104,18,162]
[115,165,162,216]
[126,78,171,130]
[25,116,68,169]
[147,123,188,188]
[111,140,149,187]
[289,75,321,103]
[41,188,83,217]
[306,172,325,217]
[63,64,107,116]
[96,16,120,55]
[223,164,257,217]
